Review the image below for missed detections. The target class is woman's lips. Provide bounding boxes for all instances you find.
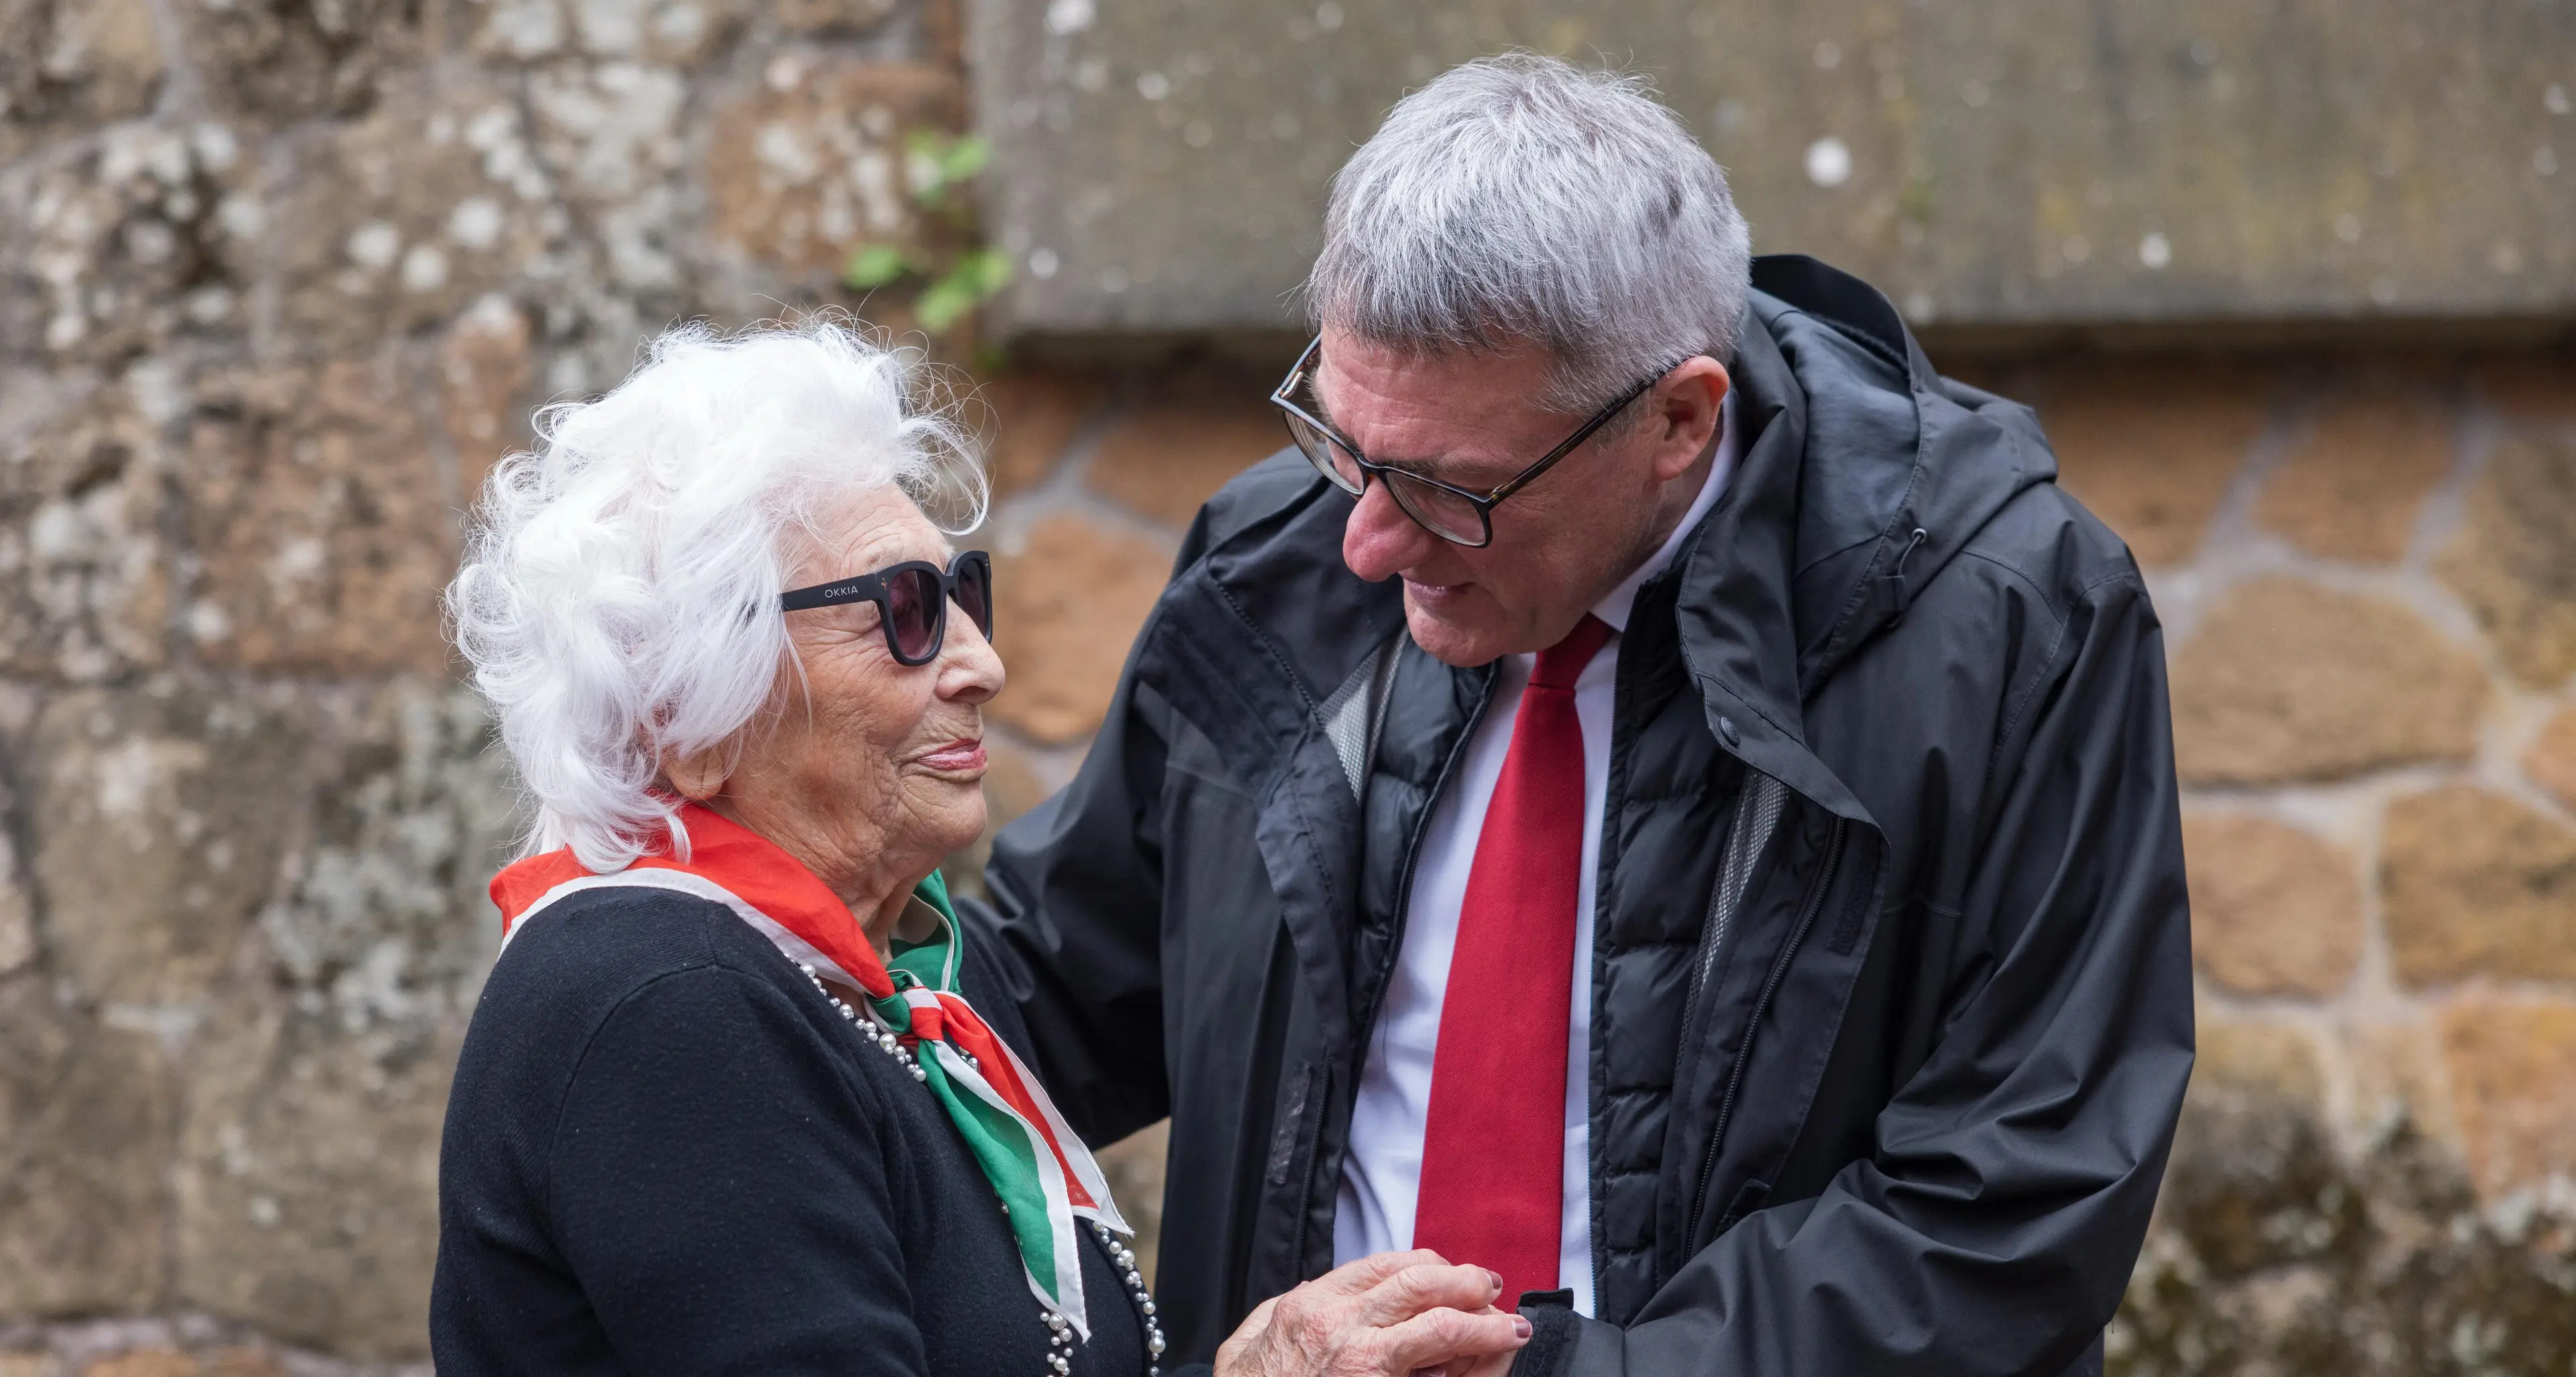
[918,739,987,773]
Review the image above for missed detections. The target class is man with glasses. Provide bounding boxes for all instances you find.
[963,53,2191,1377]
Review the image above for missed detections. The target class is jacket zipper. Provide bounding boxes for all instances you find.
[1688,816,1847,1237]
[1682,774,1788,1031]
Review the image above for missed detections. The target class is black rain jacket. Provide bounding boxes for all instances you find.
[961,256,2196,1377]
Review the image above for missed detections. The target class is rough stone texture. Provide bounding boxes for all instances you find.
[178,0,423,123]
[704,58,963,282]
[2255,392,2454,563]
[272,74,555,355]
[184,358,456,676]
[971,0,2576,336]
[0,369,170,682]
[2169,576,2487,786]
[1,119,256,366]
[2440,1003,2576,1201]
[2180,814,2360,999]
[988,514,1171,744]
[262,683,515,1027]
[0,828,32,978]
[0,977,172,1317]
[2029,359,2270,568]
[0,0,165,162]
[174,1001,456,1362]
[2381,786,2576,987]
[2439,434,2576,690]
[1085,387,1283,527]
[2114,1074,2576,1377]
[2524,706,2576,813]
[31,686,307,1007]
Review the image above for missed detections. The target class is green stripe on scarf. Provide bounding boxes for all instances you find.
[877,871,1065,1303]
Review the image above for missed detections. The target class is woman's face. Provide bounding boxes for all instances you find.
[694,485,1005,907]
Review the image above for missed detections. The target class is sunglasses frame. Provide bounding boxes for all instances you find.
[780,549,994,666]
[1268,336,1664,548]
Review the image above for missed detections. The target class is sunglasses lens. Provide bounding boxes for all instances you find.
[955,556,993,640]
[885,567,941,661]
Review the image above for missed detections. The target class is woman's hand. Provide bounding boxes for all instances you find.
[1212,1250,1529,1377]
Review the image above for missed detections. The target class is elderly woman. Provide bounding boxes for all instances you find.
[429,323,1527,1377]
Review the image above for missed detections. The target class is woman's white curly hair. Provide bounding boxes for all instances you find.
[446,319,985,872]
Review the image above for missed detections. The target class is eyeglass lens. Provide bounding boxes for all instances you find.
[1286,413,1487,545]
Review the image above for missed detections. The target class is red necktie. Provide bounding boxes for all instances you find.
[1412,613,1613,1308]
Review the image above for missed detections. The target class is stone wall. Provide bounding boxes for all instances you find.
[2,0,2575,1372]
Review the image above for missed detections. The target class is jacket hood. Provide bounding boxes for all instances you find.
[1665,256,2057,818]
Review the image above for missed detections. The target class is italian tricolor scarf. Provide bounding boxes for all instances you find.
[488,805,1132,1337]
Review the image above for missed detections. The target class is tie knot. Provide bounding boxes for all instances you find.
[1529,613,1613,691]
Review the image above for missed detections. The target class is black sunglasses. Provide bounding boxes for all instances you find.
[1269,336,1664,548]
[780,550,993,666]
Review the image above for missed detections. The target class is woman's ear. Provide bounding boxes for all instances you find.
[660,744,731,801]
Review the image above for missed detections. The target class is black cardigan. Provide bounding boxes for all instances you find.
[431,884,1164,1376]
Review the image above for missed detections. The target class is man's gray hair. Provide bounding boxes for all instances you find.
[1305,53,1754,415]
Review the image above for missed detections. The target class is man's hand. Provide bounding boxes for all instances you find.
[1213,1250,1529,1377]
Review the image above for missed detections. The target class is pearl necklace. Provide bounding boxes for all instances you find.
[802,964,1169,1376]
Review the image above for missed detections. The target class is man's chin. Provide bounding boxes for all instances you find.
[1401,599,1509,668]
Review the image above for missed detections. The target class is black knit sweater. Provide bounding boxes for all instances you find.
[430,884,1163,1376]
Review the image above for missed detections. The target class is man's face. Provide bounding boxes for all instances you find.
[1316,325,1726,667]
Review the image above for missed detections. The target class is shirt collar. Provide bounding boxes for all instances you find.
[1592,389,1738,634]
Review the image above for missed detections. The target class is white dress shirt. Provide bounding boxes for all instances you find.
[1333,398,1739,1316]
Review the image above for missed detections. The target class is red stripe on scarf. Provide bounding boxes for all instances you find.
[489,803,1097,1212]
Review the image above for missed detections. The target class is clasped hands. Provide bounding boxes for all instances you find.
[1212,1249,1529,1377]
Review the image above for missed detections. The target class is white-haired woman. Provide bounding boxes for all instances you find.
[429,323,1529,1377]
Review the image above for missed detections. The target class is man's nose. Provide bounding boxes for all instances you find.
[1342,479,1436,582]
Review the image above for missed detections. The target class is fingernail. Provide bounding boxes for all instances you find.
[1513,1315,1533,1339]
[1485,1268,1504,1292]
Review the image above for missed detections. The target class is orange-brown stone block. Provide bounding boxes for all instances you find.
[2031,358,2273,568]
[704,58,962,280]
[2439,1001,2576,1196]
[989,515,1172,744]
[2472,354,2576,426]
[2436,434,2576,689]
[2181,814,2361,998]
[2525,707,2576,811]
[1087,395,1287,527]
[772,0,904,36]
[2254,393,2453,563]
[2381,786,2576,986]
[439,297,536,499]
[2169,576,2486,785]
[976,371,1108,499]
[186,357,458,675]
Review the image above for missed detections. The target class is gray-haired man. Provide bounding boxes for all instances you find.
[966,53,2192,1377]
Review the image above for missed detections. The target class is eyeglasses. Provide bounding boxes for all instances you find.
[780,550,993,666]
[1269,336,1664,548]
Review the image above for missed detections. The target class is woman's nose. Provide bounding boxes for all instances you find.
[937,600,1005,705]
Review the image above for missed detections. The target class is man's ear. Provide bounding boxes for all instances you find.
[1651,358,1731,481]
[660,743,731,801]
